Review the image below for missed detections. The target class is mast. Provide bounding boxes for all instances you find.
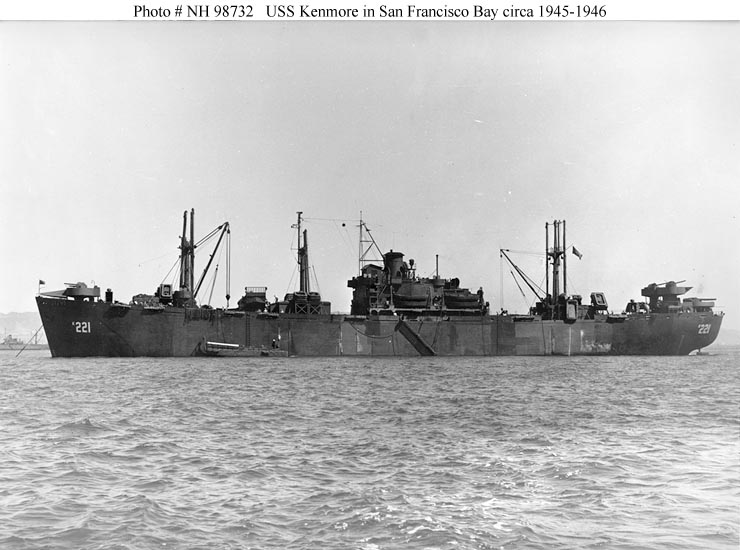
[190,208,195,294]
[358,211,363,276]
[295,211,310,293]
[547,220,567,301]
[174,209,232,308]
[357,212,383,274]
[545,222,549,300]
[562,220,567,297]
[179,211,187,291]
[179,209,195,295]
[551,221,560,299]
[179,210,187,292]
[301,229,309,293]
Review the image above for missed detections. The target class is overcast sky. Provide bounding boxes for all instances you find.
[1,21,738,328]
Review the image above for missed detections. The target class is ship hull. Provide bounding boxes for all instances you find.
[37,297,723,357]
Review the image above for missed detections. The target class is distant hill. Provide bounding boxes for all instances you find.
[0,311,45,344]
[709,327,740,348]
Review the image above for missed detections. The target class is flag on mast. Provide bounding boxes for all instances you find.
[572,247,583,260]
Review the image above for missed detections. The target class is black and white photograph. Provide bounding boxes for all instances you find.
[1,3,738,548]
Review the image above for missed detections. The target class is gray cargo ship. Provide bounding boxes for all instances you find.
[37,210,723,357]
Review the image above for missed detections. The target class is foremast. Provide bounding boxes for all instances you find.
[171,209,231,308]
[177,209,196,306]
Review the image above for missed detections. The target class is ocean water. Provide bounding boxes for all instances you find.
[0,350,738,550]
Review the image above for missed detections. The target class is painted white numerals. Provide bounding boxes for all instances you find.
[697,324,711,335]
[72,321,91,333]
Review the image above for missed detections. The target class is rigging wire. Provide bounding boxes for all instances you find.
[193,223,230,300]
[151,219,231,306]
[302,216,360,224]
[500,248,554,312]
[138,249,180,267]
[207,264,219,306]
[502,249,544,257]
[510,269,527,299]
[204,241,225,306]
[14,325,44,358]
[285,263,297,296]
[333,219,357,263]
[311,265,322,295]
[510,269,531,311]
[306,215,385,270]
[500,249,545,300]
[160,257,180,288]
[194,223,227,248]
[565,271,581,301]
[284,216,337,296]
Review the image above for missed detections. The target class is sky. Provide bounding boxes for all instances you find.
[1,21,738,329]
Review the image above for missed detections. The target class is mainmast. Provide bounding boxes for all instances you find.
[545,222,549,300]
[563,220,567,297]
[280,211,331,315]
[546,220,567,301]
[295,211,310,293]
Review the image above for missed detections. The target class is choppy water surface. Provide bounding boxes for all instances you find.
[1,349,738,549]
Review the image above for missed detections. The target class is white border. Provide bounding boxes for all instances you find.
[0,0,738,21]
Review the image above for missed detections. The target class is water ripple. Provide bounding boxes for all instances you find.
[0,350,737,549]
